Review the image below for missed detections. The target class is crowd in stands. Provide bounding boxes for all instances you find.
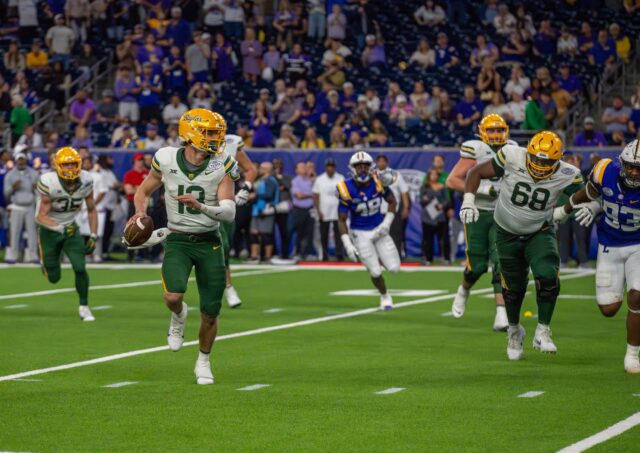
[1,0,639,153]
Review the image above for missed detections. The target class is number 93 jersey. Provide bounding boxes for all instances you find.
[152,146,238,233]
[491,145,583,235]
[337,175,391,231]
[36,170,94,227]
[589,158,640,247]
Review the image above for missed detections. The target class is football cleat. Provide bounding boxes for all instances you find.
[380,293,393,311]
[493,305,509,331]
[507,324,526,361]
[225,286,242,309]
[451,285,469,318]
[624,355,640,374]
[194,359,215,385]
[79,305,95,322]
[167,302,188,352]
[533,324,557,353]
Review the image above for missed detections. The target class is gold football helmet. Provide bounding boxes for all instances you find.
[55,147,82,180]
[478,114,509,146]
[526,131,563,180]
[178,108,227,154]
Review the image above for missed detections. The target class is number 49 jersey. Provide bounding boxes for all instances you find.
[589,158,640,247]
[337,175,391,231]
[36,170,94,228]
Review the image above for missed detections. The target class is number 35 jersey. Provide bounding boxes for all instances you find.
[491,145,583,235]
[36,171,94,228]
[589,158,640,247]
[337,175,391,231]
[152,146,238,233]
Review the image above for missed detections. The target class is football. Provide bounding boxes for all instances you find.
[123,216,154,247]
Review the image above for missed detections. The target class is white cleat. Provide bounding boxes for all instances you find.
[167,302,188,352]
[624,355,640,374]
[451,285,469,318]
[380,293,393,311]
[493,305,509,331]
[226,285,242,308]
[195,360,214,385]
[533,324,557,354]
[507,324,526,361]
[79,305,95,322]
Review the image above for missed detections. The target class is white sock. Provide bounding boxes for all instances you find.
[508,324,519,333]
[198,351,210,363]
[459,285,469,295]
[626,344,640,357]
[496,305,506,314]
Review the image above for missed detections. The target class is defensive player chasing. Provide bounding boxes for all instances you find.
[557,139,640,373]
[337,151,400,310]
[220,133,257,308]
[35,147,98,321]
[129,109,238,385]
[446,114,515,330]
[462,131,584,360]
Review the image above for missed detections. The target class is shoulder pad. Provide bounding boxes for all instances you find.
[460,140,480,159]
[336,179,352,202]
[590,158,613,186]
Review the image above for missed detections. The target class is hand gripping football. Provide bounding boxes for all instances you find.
[123,217,154,247]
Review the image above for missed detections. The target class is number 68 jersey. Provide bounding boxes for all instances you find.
[337,174,391,231]
[491,145,583,235]
[36,170,94,228]
[589,158,640,247]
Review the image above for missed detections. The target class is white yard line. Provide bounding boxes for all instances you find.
[0,271,593,383]
[375,387,406,395]
[4,304,28,309]
[518,391,545,398]
[237,384,271,391]
[556,412,640,453]
[102,381,138,388]
[91,305,112,311]
[264,308,284,313]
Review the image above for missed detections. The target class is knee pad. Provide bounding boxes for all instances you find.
[503,288,526,306]
[597,291,623,306]
[535,277,560,300]
[261,233,274,246]
[386,262,400,273]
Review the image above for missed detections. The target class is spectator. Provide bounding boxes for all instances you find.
[321,90,345,126]
[578,21,595,53]
[353,0,379,50]
[609,22,631,61]
[361,33,386,68]
[262,42,282,81]
[112,124,139,148]
[274,124,299,148]
[573,116,607,147]
[483,92,511,120]
[504,64,530,98]
[557,25,578,56]
[273,87,302,124]
[390,95,418,130]
[506,91,527,123]
[290,161,315,259]
[476,59,501,102]
[249,161,279,262]
[420,168,450,265]
[132,62,163,122]
[414,0,446,26]
[270,158,292,258]
[13,0,38,44]
[551,81,572,121]
[556,63,582,99]
[139,123,165,149]
[326,4,347,41]
[307,0,326,42]
[522,90,547,130]
[409,81,428,107]
[588,30,616,69]
[250,99,274,147]
[317,59,346,89]
[17,79,39,110]
[122,153,148,260]
[162,94,188,126]
[204,0,225,37]
[25,39,48,72]
[9,95,33,143]
[15,125,43,151]
[535,66,553,91]
[437,89,456,125]
[493,4,516,36]
[166,6,191,49]
[602,96,631,133]
[364,87,381,113]
[115,31,136,69]
[312,158,344,261]
[65,0,90,43]
[166,125,181,147]
[539,90,557,125]
[470,35,499,68]
[163,45,188,98]
[292,3,308,41]
[409,38,435,69]
[282,43,312,85]
[434,32,460,69]
[45,14,75,70]
[301,127,326,149]
[223,0,245,41]
[514,4,536,38]
[188,83,216,110]
[69,88,97,127]
[322,39,352,68]
[95,154,120,260]
[71,125,93,149]
[483,0,499,25]
[533,19,556,57]
[300,92,322,126]
[104,0,127,42]
[365,118,389,146]
[3,41,25,74]
[340,82,357,113]
[240,28,263,84]
[610,130,627,147]
[501,32,528,64]
[185,32,211,84]
[3,152,39,264]
[272,0,296,50]
[212,32,236,86]
[114,66,139,122]
[455,85,483,128]
[329,124,346,148]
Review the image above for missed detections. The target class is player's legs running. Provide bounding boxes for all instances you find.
[62,227,94,321]
[376,233,401,310]
[161,235,193,352]
[220,222,241,308]
[526,227,560,354]
[622,248,640,373]
[354,230,393,310]
[488,222,508,330]
[38,227,64,285]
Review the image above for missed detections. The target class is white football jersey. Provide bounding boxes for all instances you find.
[36,171,94,228]
[224,134,244,159]
[152,146,238,233]
[492,145,583,235]
[460,139,517,211]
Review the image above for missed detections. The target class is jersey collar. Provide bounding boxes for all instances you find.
[177,148,211,181]
[58,176,81,194]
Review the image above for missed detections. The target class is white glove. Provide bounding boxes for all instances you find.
[235,182,252,206]
[459,193,479,224]
[341,234,359,262]
[376,169,396,187]
[553,206,571,224]
[124,227,170,250]
[574,200,602,227]
[371,212,394,241]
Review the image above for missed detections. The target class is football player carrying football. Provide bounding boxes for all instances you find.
[35,147,98,321]
[557,139,640,373]
[128,109,239,385]
[462,131,584,360]
[337,151,400,311]
[446,114,516,331]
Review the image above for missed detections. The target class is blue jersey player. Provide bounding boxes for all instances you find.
[337,151,400,310]
[559,139,640,373]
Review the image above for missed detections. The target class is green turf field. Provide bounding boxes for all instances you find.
[0,263,638,452]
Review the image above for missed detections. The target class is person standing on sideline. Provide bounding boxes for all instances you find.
[95,154,120,260]
[3,152,39,263]
[376,154,410,258]
[291,161,315,259]
[123,153,149,261]
[420,169,450,265]
[249,162,280,262]
[313,158,344,261]
[273,158,292,258]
